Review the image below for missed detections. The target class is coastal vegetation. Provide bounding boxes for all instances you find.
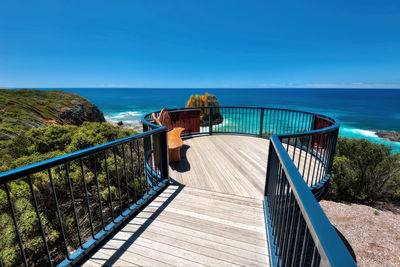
[0,90,141,266]
[0,89,105,149]
[0,123,144,266]
[328,137,400,204]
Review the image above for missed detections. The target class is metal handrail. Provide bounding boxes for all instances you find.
[142,106,339,194]
[142,106,355,267]
[0,125,169,266]
[0,127,167,184]
[264,135,356,266]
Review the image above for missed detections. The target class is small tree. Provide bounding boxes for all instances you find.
[328,137,400,204]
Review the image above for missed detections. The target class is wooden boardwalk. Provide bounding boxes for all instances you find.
[84,185,269,266]
[170,135,322,199]
[170,135,269,199]
[83,135,320,266]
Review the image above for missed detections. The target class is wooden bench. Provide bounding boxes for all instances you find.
[152,108,185,163]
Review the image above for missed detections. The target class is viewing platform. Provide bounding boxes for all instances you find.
[84,135,270,266]
[0,106,356,267]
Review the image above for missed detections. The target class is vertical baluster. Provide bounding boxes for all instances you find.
[290,216,304,267]
[270,154,281,229]
[283,111,288,134]
[80,159,95,238]
[48,168,70,258]
[4,183,28,267]
[284,199,298,266]
[113,148,123,213]
[316,133,329,183]
[276,174,290,257]
[292,136,298,164]
[277,187,292,264]
[129,142,138,202]
[103,151,114,221]
[272,109,276,134]
[272,160,284,239]
[65,163,83,246]
[27,175,53,265]
[322,133,332,180]
[310,246,318,267]
[92,155,105,229]
[122,144,130,206]
[310,134,322,186]
[306,135,313,186]
[209,107,213,135]
[136,139,144,196]
[300,113,306,131]
[299,227,310,267]
[297,135,303,172]
[288,111,293,133]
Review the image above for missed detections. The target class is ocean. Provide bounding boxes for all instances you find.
[54,88,400,153]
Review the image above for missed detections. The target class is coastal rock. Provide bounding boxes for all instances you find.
[0,89,105,141]
[185,93,223,126]
[57,99,105,125]
[375,131,400,142]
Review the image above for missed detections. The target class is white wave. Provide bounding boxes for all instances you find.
[106,111,144,121]
[348,128,377,138]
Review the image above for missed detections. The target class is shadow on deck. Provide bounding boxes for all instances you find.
[83,135,270,266]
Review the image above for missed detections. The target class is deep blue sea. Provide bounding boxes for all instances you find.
[52,88,400,153]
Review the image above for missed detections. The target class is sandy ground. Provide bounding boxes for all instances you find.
[320,200,400,267]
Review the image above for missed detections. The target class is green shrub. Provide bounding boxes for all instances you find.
[0,122,141,266]
[328,137,400,204]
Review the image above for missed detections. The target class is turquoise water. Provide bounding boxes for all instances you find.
[52,88,400,153]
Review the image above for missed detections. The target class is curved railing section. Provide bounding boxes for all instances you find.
[142,106,339,198]
[143,106,355,267]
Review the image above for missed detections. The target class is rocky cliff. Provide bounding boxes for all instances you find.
[185,93,223,126]
[376,130,400,142]
[0,89,105,142]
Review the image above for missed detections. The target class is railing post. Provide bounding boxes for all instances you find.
[143,122,148,133]
[264,138,275,196]
[326,128,339,175]
[259,108,264,136]
[159,129,169,182]
[209,107,213,135]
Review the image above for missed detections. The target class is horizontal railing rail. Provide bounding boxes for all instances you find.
[264,135,356,267]
[0,126,169,266]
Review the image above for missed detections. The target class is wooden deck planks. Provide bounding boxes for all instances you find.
[169,135,269,199]
[83,185,269,266]
[170,135,322,199]
[82,135,323,266]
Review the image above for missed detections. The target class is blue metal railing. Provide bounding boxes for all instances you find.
[144,106,356,266]
[0,106,355,266]
[143,106,338,194]
[264,135,356,267]
[0,127,169,266]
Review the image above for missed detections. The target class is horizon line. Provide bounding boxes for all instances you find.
[1,87,400,90]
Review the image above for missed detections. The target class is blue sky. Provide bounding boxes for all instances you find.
[1,0,400,88]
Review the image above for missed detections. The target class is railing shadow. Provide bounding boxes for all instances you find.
[334,226,357,263]
[169,144,191,173]
[98,184,184,266]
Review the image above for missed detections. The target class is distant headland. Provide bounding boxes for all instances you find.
[375,131,400,142]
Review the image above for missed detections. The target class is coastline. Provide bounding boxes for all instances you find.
[375,130,400,142]
[107,120,143,132]
[106,114,400,154]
